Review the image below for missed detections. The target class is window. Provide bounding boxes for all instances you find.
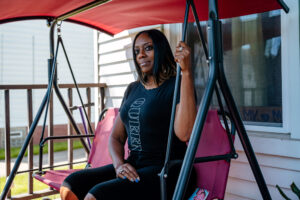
[187,10,282,126]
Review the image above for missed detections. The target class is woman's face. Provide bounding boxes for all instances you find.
[134,33,154,75]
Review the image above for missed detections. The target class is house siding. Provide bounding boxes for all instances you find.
[96,25,162,109]
[225,135,300,199]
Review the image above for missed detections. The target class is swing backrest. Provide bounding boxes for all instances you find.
[193,109,235,200]
[33,107,126,191]
[88,107,129,168]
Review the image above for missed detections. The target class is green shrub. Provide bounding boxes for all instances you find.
[276,182,300,200]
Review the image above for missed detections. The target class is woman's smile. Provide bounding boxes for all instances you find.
[139,61,151,67]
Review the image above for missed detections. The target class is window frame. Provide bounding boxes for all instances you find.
[233,0,300,138]
[280,0,300,139]
[165,0,300,138]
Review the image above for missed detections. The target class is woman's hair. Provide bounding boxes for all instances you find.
[132,29,176,85]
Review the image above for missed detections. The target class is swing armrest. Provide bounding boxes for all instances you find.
[40,134,95,146]
[69,102,95,111]
[37,134,95,173]
[167,152,237,168]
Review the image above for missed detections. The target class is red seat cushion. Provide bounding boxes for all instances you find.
[34,108,125,191]
[34,169,80,191]
[193,110,234,200]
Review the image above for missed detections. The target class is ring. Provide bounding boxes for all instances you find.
[119,169,125,174]
[179,47,183,51]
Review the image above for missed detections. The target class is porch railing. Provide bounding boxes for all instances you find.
[0,83,106,200]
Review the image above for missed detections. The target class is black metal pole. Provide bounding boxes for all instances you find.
[55,0,111,22]
[218,65,273,200]
[190,0,209,62]
[171,25,218,200]
[1,1,112,199]
[172,0,223,198]
[206,0,272,199]
[216,22,272,200]
[52,82,90,153]
[49,22,90,153]
[38,32,61,172]
[60,38,94,135]
[1,20,63,199]
[191,0,272,198]
[277,0,289,13]
[0,96,49,200]
[0,25,62,200]
[190,0,235,152]
[159,1,190,199]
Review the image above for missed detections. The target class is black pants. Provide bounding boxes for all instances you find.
[62,163,195,200]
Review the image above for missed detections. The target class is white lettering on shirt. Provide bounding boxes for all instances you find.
[128,98,145,151]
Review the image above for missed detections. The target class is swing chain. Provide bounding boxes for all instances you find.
[57,21,62,36]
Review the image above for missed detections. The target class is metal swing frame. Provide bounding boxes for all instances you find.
[0,1,110,199]
[1,0,289,199]
[160,0,288,200]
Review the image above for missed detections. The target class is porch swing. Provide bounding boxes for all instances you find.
[32,14,238,199]
[0,0,289,200]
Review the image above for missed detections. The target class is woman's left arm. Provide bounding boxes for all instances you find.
[174,41,197,142]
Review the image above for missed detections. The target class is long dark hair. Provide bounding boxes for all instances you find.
[132,29,176,85]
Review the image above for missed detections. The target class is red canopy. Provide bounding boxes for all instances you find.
[0,0,282,35]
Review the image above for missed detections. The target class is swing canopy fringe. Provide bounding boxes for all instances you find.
[0,0,285,35]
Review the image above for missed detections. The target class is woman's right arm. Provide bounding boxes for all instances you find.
[109,114,127,170]
[108,113,140,182]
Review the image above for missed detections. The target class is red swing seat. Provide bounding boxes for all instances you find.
[34,108,235,200]
[33,108,129,191]
[192,109,235,200]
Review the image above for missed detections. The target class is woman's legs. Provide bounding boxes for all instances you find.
[60,165,161,200]
[60,186,79,200]
[60,163,196,200]
[60,164,116,200]
[87,164,195,200]
[88,165,162,200]
[83,193,96,200]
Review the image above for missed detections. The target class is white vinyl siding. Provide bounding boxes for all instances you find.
[95,25,162,109]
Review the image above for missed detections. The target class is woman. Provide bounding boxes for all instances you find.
[60,29,197,200]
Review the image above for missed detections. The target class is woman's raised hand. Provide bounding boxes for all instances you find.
[175,41,192,73]
[115,163,140,183]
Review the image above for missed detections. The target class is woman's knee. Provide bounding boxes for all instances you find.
[60,186,79,200]
[84,193,97,200]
